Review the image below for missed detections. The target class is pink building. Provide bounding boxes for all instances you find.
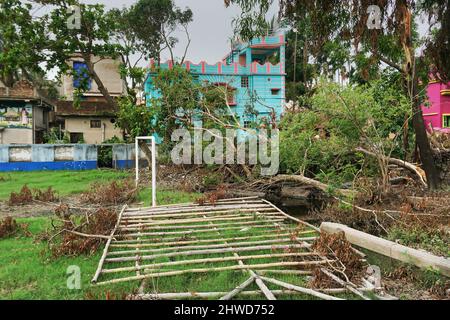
[422,81,450,133]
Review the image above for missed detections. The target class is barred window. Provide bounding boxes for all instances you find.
[241,76,249,88]
[90,120,101,128]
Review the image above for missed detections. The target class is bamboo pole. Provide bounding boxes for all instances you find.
[123,204,272,217]
[112,229,317,246]
[128,288,360,300]
[116,223,291,239]
[105,244,309,263]
[129,290,301,300]
[91,205,127,283]
[319,268,370,300]
[261,199,320,232]
[121,209,282,223]
[257,270,313,276]
[107,237,318,257]
[102,253,319,274]
[121,212,284,228]
[258,276,343,301]
[205,213,277,301]
[121,214,280,230]
[95,261,322,286]
[119,218,286,232]
[124,200,267,214]
[220,276,255,300]
[125,196,262,212]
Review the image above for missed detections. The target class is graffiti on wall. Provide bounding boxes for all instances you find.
[0,106,33,129]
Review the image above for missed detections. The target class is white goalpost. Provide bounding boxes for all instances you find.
[135,136,157,207]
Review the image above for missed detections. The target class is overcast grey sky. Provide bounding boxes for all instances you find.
[31,0,259,64]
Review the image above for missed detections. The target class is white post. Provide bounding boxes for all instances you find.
[135,136,157,207]
[151,137,157,208]
[135,138,139,188]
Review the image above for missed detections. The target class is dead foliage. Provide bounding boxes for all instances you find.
[8,185,59,206]
[195,185,228,206]
[0,175,11,182]
[310,232,364,288]
[0,217,31,239]
[34,187,59,202]
[81,180,137,206]
[42,206,118,258]
[8,185,33,206]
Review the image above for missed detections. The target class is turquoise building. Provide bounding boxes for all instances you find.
[144,32,286,132]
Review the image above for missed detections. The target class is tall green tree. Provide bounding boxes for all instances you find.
[226,0,448,189]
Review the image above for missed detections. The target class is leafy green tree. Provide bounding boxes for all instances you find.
[280,76,411,191]
[226,0,447,189]
[0,0,54,101]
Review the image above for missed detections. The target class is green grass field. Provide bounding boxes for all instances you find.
[0,170,202,299]
[0,216,346,300]
[0,170,132,200]
[0,170,351,300]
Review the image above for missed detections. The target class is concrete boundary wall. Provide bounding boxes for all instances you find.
[0,144,143,172]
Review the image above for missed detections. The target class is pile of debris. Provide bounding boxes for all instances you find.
[8,185,59,206]
[41,205,118,258]
[0,217,30,239]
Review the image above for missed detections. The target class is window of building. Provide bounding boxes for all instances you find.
[244,120,252,128]
[73,61,92,90]
[271,88,281,95]
[241,76,249,88]
[90,120,102,128]
[443,115,450,128]
[70,133,84,144]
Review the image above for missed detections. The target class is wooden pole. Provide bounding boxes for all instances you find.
[95,261,322,286]
[119,218,286,232]
[258,276,343,301]
[107,237,318,257]
[321,222,450,277]
[121,209,281,222]
[220,276,255,300]
[117,223,292,239]
[261,199,320,232]
[102,253,320,274]
[105,244,309,263]
[91,205,127,283]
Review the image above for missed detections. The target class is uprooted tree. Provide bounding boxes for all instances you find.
[226,0,450,190]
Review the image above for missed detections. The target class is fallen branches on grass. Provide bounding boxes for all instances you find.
[41,207,118,258]
[310,232,365,289]
[8,185,59,206]
[81,180,138,205]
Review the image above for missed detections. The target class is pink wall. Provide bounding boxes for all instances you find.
[422,82,450,133]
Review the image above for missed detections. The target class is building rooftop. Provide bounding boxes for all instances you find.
[56,100,118,117]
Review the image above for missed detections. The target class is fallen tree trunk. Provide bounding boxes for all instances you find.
[321,222,450,277]
[271,175,355,197]
[356,148,427,188]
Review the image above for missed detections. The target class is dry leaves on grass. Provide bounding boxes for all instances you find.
[81,180,137,205]
[310,232,364,288]
[195,186,227,206]
[8,185,59,206]
[43,206,118,258]
[0,217,31,239]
